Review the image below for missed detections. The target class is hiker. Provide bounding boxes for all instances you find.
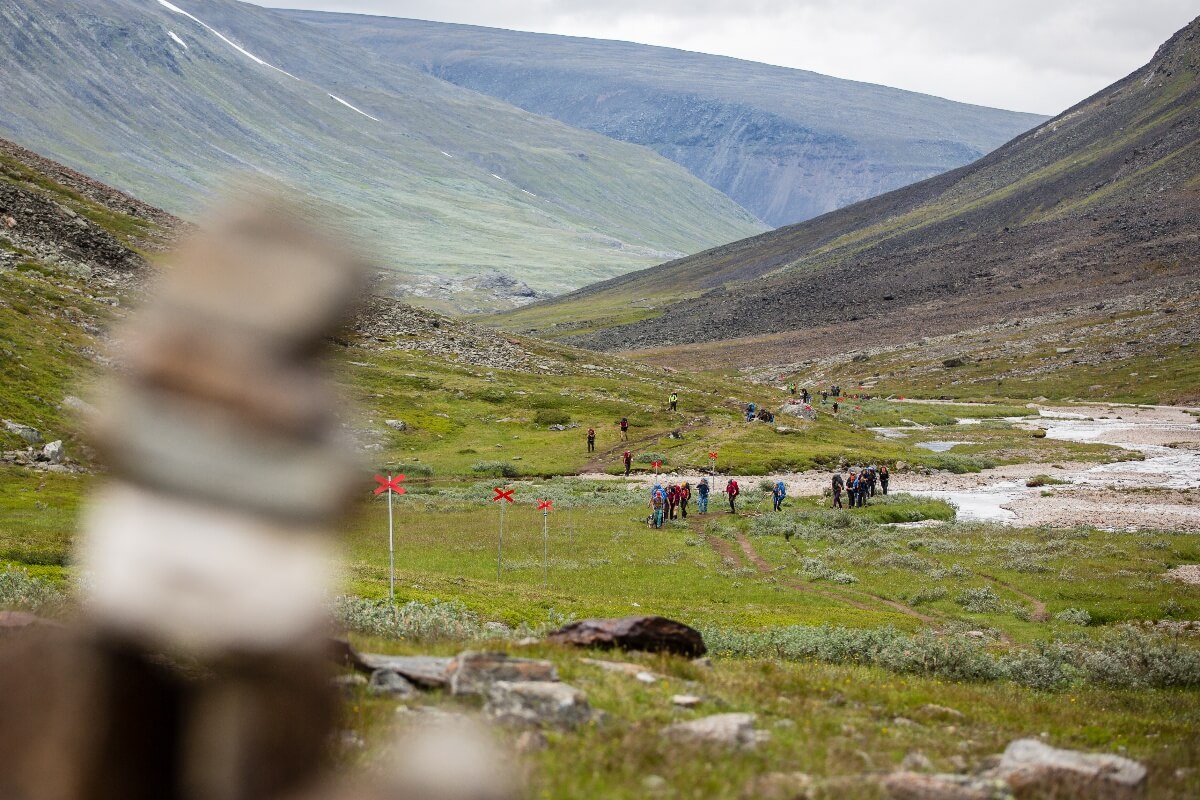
[801,388,810,404]
[697,478,710,513]
[832,401,839,414]
[679,482,691,518]
[586,427,596,453]
[821,390,828,404]
[867,466,878,497]
[789,383,797,396]
[831,472,844,508]
[620,416,629,440]
[772,480,786,512]
[667,484,680,520]
[669,392,678,412]
[745,402,756,422]
[650,484,666,529]
[846,471,859,508]
[623,450,633,477]
[725,478,740,513]
[879,464,890,495]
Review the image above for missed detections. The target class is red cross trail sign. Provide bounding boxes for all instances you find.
[371,473,407,606]
[538,500,554,511]
[373,474,406,495]
[493,486,514,580]
[708,451,719,460]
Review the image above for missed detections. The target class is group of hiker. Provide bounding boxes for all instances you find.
[830,464,889,508]
[744,402,776,423]
[648,477,747,526]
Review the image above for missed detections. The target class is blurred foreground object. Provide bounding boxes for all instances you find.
[1,197,364,800]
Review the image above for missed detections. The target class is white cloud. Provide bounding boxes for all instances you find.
[249,0,1197,114]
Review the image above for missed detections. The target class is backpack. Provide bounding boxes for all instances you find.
[728,480,740,496]
[588,428,595,437]
[775,481,786,497]
[621,418,628,428]
[832,475,843,490]
[652,490,665,508]
[698,482,709,497]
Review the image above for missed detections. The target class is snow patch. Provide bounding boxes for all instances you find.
[328,94,379,122]
[167,30,188,49]
[156,0,297,79]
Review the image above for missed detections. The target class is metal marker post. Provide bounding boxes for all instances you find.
[373,474,407,610]
[493,487,515,580]
[538,500,553,588]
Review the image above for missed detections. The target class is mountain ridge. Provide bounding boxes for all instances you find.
[490,15,1200,360]
[283,10,1046,227]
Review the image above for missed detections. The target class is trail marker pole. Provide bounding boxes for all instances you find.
[372,474,407,608]
[538,500,553,588]
[568,507,574,546]
[652,459,662,477]
[493,487,515,581]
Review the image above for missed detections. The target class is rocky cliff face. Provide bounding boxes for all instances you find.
[286,13,1045,228]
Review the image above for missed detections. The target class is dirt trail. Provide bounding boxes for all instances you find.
[979,572,1049,622]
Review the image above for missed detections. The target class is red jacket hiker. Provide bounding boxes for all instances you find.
[725,479,740,513]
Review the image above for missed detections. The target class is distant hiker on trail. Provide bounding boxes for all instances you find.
[821,390,828,404]
[650,484,666,529]
[623,450,633,476]
[831,472,844,508]
[669,392,679,412]
[832,401,839,414]
[745,402,756,422]
[867,466,878,497]
[801,388,810,404]
[697,478,710,513]
[586,427,596,453]
[879,464,890,495]
[772,480,786,512]
[789,383,797,396]
[846,471,859,508]
[667,484,680,520]
[620,417,629,440]
[725,478,740,513]
[679,482,691,518]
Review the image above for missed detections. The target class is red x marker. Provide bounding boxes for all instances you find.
[651,460,663,469]
[493,487,515,503]
[538,500,553,511]
[708,451,719,459]
[373,474,406,495]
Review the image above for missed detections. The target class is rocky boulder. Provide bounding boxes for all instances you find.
[662,712,762,749]
[447,651,558,696]
[2,420,41,445]
[883,772,1007,800]
[483,681,594,730]
[547,615,706,657]
[41,441,64,464]
[996,739,1146,799]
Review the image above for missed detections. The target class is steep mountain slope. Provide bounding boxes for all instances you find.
[0,0,763,307]
[283,11,1045,228]
[493,16,1200,358]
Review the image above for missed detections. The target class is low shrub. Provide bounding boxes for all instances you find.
[1054,607,1092,626]
[956,585,1001,613]
[0,568,65,614]
[909,586,949,606]
[471,460,521,478]
[533,409,571,426]
[392,462,433,477]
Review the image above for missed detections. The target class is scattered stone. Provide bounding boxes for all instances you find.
[384,419,408,431]
[901,751,936,772]
[580,657,661,682]
[741,771,814,800]
[61,395,97,417]
[41,440,64,464]
[368,669,416,697]
[1056,347,1076,354]
[691,656,715,669]
[942,358,968,368]
[964,630,987,639]
[662,712,760,748]
[548,615,706,657]
[484,681,593,730]
[448,651,558,696]
[1163,565,1200,586]
[2,420,41,445]
[893,716,919,727]
[883,772,1005,800]
[918,704,966,721]
[357,653,454,689]
[672,694,702,708]
[996,738,1146,799]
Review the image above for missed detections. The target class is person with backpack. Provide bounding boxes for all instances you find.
[832,401,839,414]
[879,464,890,495]
[586,427,596,453]
[623,450,633,477]
[679,482,691,518]
[772,480,786,512]
[831,472,844,508]
[846,471,859,508]
[668,392,678,412]
[650,484,666,529]
[867,466,878,497]
[725,478,740,513]
[745,402,756,422]
[697,478,710,513]
[801,388,810,404]
[619,416,629,440]
[667,484,680,520]
[821,390,828,405]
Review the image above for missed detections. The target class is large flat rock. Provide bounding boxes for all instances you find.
[547,616,706,657]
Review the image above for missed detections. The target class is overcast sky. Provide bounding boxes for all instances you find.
[249,1,1195,115]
